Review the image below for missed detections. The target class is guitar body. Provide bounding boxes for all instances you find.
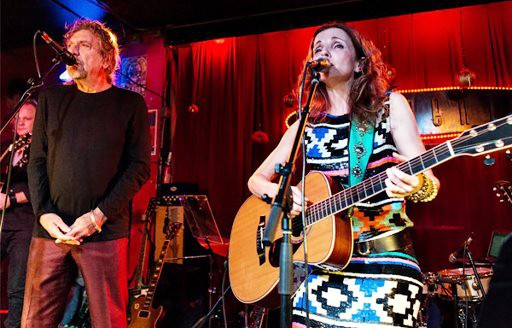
[128,295,164,328]
[229,172,353,306]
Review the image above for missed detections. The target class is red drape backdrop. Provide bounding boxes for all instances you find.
[167,2,512,272]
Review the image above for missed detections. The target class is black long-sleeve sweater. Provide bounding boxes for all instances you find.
[28,84,151,241]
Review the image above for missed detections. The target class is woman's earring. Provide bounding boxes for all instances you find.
[356,57,366,73]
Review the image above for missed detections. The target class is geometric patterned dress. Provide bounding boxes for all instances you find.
[292,112,423,327]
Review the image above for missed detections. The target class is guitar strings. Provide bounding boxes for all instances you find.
[306,119,512,223]
[303,116,512,226]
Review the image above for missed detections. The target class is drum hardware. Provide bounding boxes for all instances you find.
[436,268,492,301]
[421,266,493,328]
[457,302,479,328]
[450,234,487,328]
[449,234,487,299]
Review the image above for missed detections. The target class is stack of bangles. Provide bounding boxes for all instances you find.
[406,173,438,203]
[90,212,102,233]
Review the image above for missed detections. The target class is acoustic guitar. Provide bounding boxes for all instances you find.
[229,114,512,306]
[128,215,182,328]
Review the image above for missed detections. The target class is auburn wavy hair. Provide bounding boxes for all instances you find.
[298,22,390,124]
[64,19,120,84]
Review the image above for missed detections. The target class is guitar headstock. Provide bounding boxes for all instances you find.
[141,198,157,223]
[13,133,32,152]
[451,115,512,157]
[165,222,182,240]
[493,180,512,207]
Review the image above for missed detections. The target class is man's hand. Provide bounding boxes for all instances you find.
[40,213,77,243]
[64,208,106,243]
[64,212,97,243]
[0,193,10,210]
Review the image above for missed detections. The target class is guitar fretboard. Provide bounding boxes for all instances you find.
[304,113,512,226]
[305,142,451,225]
[142,239,170,310]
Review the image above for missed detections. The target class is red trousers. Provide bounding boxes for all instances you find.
[21,237,129,328]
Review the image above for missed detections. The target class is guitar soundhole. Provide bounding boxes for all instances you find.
[138,310,150,318]
[268,238,302,267]
[291,217,303,238]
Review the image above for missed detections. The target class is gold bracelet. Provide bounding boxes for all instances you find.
[408,172,425,196]
[90,212,102,233]
[407,173,438,203]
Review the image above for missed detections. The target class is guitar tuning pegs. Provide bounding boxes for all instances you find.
[483,155,495,166]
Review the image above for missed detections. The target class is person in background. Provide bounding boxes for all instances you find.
[478,234,512,328]
[248,22,440,327]
[22,19,150,328]
[1,100,37,328]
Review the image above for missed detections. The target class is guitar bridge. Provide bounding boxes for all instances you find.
[256,216,266,265]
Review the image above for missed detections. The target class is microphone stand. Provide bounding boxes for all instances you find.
[262,70,321,328]
[457,243,485,328]
[190,284,232,328]
[0,55,63,237]
[201,235,219,328]
[464,247,486,300]
[0,57,61,134]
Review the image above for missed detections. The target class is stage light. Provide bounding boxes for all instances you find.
[49,0,106,28]
[59,70,72,83]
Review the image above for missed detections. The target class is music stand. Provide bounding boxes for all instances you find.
[173,195,228,257]
[169,195,227,328]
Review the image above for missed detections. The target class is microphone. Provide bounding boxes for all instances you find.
[308,57,332,72]
[448,232,475,263]
[39,31,77,66]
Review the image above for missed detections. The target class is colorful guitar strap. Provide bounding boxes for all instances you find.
[348,116,374,187]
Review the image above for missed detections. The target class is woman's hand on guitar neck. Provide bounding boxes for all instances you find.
[384,152,439,199]
[384,153,421,198]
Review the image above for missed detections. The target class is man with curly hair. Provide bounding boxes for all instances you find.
[22,19,150,328]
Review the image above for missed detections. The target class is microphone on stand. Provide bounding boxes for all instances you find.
[448,232,475,263]
[162,152,172,184]
[308,56,332,72]
[39,31,77,66]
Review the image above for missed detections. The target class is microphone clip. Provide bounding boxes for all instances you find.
[39,31,77,66]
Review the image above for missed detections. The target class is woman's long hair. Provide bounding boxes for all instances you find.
[298,22,390,124]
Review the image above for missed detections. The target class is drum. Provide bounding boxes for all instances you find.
[436,267,493,301]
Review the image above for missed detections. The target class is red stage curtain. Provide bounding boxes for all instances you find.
[167,2,512,272]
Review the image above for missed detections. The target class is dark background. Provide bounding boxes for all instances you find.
[2,0,506,50]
